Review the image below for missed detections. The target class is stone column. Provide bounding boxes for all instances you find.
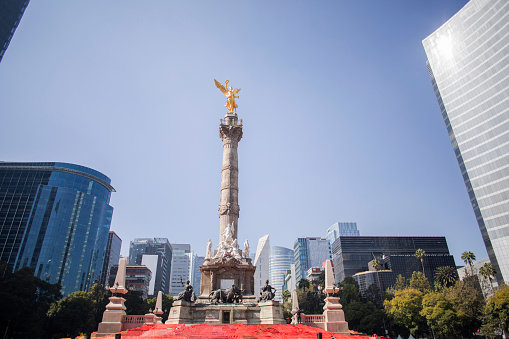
[218,113,243,242]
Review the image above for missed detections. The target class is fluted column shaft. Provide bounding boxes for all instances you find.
[218,115,243,242]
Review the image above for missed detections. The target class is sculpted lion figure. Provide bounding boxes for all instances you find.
[209,284,243,304]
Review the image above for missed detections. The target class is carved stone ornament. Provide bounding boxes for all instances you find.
[219,124,243,143]
[218,202,240,215]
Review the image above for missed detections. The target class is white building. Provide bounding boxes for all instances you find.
[253,234,270,297]
[423,0,509,284]
[269,246,294,301]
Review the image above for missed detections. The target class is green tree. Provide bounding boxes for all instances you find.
[297,285,325,315]
[281,289,291,303]
[297,278,310,290]
[461,251,476,276]
[384,288,426,338]
[124,290,147,315]
[0,264,62,339]
[48,291,96,338]
[394,274,409,291]
[484,284,509,337]
[145,294,174,323]
[339,277,360,305]
[421,291,463,338]
[409,271,431,293]
[446,279,485,337]
[345,301,385,335]
[365,283,382,307]
[479,263,496,293]
[415,249,426,277]
[434,266,458,289]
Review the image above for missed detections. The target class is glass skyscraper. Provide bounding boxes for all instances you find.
[269,246,294,301]
[100,231,122,287]
[423,0,509,283]
[0,162,115,295]
[325,222,360,243]
[0,0,30,62]
[293,237,331,282]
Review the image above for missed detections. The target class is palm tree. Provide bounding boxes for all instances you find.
[371,259,383,306]
[461,251,476,276]
[479,262,496,293]
[415,248,426,277]
[434,266,458,288]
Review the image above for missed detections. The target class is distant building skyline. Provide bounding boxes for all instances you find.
[0,0,30,62]
[423,0,509,284]
[109,264,151,299]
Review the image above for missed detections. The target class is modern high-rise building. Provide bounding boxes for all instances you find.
[253,234,270,296]
[0,162,115,295]
[331,236,454,283]
[0,0,30,63]
[294,237,331,282]
[423,0,509,284]
[325,222,360,244]
[189,251,204,290]
[129,238,172,296]
[269,246,294,301]
[169,243,191,297]
[109,264,152,299]
[100,231,122,287]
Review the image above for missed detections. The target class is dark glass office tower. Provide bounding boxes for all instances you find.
[0,162,115,295]
[100,231,122,287]
[331,236,454,283]
[0,0,30,62]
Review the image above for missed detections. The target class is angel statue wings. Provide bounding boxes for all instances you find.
[214,79,241,113]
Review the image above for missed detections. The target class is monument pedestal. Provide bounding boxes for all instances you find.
[200,255,255,297]
[96,296,127,336]
[166,300,284,325]
[322,296,350,335]
[259,300,286,324]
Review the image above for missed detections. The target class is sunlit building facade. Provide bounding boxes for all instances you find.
[269,246,293,301]
[294,237,331,282]
[100,231,122,287]
[423,0,509,283]
[0,162,115,295]
[325,222,359,243]
[253,235,270,296]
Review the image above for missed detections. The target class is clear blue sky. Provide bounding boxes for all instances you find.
[0,1,480,265]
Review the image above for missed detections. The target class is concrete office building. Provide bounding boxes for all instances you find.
[109,264,151,299]
[423,0,509,283]
[0,162,114,296]
[129,238,172,296]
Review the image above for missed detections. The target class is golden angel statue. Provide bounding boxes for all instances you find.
[214,79,241,113]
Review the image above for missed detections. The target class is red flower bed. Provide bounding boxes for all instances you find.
[99,323,370,338]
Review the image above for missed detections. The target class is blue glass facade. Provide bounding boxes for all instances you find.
[293,237,331,282]
[0,162,114,296]
[269,246,294,301]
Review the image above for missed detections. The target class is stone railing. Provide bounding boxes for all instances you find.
[303,314,325,323]
[122,315,145,324]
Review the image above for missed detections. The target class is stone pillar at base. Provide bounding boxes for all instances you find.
[96,296,126,336]
[165,300,194,324]
[323,296,350,335]
[259,300,285,324]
